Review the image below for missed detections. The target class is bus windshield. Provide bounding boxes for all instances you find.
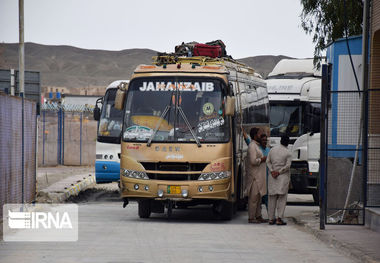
[122,77,229,143]
[98,88,123,143]
[269,102,303,137]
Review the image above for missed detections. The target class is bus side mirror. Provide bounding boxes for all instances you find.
[115,82,128,110]
[93,97,103,121]
[228,82,234,96]
[309,107,321,136]
[93,106,101,121]
[225,96,235,116]
[311,107,321,134]
[115,89,126,110]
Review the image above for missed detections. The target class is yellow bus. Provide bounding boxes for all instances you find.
[116,56,269,219]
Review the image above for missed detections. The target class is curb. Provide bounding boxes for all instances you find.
[37,175,96,203]
[290,216,378,263]
[60,175,96,202]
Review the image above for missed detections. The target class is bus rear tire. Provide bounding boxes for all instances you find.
[138,200,151,218]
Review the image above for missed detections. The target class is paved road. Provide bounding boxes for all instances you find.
[0,196,355,263]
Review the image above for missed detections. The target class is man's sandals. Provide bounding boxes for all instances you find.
[268,218,287,225]
[276,218,287,225]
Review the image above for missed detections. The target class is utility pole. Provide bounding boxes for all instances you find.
[361,0,370,210]
[19,0,25,204]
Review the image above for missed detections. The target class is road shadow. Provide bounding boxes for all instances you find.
[68,187,315,224]
[66,188,121,203]
[287,201,317,206]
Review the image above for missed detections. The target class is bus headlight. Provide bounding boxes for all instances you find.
[198,171,231,181]
[121,168,149,180]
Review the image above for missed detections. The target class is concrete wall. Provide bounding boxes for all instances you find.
[38,110,97,166]
[62,95,99,107]
[326,157,364,223]
[63,112,97,165]
[38,112,59,166]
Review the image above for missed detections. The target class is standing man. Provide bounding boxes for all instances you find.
[242,129,270,211]
[246,127,268,223]
[266,135,292,225]
[260,134,270,211]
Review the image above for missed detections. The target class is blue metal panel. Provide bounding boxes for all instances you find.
[95,161,120,183]
[326,36,362,156]
[80,112,82,166]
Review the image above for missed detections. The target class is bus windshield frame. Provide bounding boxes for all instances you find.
[269,101,321,137]
[122,76,230,144]
[269,101,304,137]
[97,88,124,144]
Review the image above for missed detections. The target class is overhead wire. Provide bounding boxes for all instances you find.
[343,0,361,94]
[341,0,363,223]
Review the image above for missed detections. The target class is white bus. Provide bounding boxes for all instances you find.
[266,59,321,203]
[94,80,129,183]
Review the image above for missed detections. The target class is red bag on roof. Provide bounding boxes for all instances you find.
[193,44,222,58]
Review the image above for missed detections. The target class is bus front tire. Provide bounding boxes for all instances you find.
[138,200,151,218]
[312,189,319,206]
[214,200,234,220]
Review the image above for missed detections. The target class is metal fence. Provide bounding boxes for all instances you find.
[368,88,380,207]
[38,103,97,166]
[321,64,367,226]
[0,93,37,219]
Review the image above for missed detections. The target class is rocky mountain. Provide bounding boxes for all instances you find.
[0,43,291,93]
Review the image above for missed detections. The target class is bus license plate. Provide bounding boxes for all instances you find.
[167,185,181,194]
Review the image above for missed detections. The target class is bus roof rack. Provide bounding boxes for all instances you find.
[152,55,255,75]
[151,40,257,76]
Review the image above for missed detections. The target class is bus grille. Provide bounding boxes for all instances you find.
[146,173,201,181]
[140,162,209,181]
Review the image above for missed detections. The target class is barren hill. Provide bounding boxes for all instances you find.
[0,43,291,93]
[237,55,292,78]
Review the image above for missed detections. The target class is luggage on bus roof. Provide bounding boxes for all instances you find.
[174,40,228,58]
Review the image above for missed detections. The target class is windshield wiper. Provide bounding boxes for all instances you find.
[146,105,171,147]
[177,106,201,147]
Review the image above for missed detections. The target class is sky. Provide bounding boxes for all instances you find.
[0,0,315,59]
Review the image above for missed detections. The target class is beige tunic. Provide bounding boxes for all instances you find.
[245,141,267,196]
[266,145,292,195]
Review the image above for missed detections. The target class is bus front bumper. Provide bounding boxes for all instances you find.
[289,169,318,194]
[120,177,231,201]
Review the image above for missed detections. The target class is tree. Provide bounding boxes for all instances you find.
[300,0,363,67]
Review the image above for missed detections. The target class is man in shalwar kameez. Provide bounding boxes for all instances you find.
[246,128,268,223]
[266,135,292,225]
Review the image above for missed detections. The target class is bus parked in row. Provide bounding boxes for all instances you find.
[94,80,129,183]
[115,45,270,219]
